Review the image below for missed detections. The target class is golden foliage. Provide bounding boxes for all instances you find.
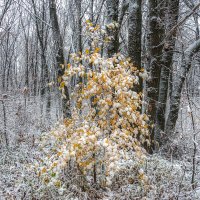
[36,21,149,188]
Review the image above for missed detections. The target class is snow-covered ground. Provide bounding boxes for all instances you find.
[1,93,200,199]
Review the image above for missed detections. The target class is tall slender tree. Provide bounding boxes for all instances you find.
[155,0,180,144]
[49,0,71,118]
[106,0,119,56]
[146,0,166,151]
[128,0,142,92]
[165,38,200,142]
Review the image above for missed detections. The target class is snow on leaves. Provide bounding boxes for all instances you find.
[35,20,149,189]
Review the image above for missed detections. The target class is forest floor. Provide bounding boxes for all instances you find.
[1,94,200,199]
[0,144,199,200]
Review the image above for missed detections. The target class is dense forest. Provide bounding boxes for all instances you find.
[1,0,200,199]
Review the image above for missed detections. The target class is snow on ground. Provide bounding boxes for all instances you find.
[1,94,200,199]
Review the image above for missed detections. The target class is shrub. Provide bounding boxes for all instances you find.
[34,21,149,193]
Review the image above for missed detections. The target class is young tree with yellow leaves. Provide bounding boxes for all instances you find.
[35,21,150,192]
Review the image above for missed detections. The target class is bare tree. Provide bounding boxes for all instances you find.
[49,0,71,118]
[165,38,200,141]
[146,0,166,151]
[128,0,142,92]
[106,0,119,56]
[155,0,180,144]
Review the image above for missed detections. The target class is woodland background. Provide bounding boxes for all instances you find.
[1,0,200,199]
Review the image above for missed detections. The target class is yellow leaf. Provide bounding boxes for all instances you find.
[57,151,63,156]
[60,81,65,88]
[52,162,58,167]
[94,25,100,31]
[54,180,61,188]
[73,143,81,149]
[67,63,71,69]
[41,167,47,174]
[86,19,91,24]
[85,49,90,55]
[94,47,100,53]
[140,68,145,72]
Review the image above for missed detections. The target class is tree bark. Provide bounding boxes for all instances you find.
[49,0,71,118]
[75,0,82,54]
[155,0,179,144]
[106,0,119,57]
[146,0,166,151]
[165,38,200,142]
[128,0,142,92]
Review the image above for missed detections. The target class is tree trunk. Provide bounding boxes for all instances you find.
[146,0,165,151]
[155,0,179,145]
[75,0,82,54]
[90,0,94,23]
[165,38,200,143]
[49,0,71,118]
[128,0,142,92]
[106,0,119,57]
